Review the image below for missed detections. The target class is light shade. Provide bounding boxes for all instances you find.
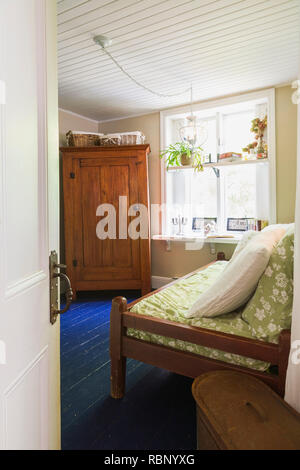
[179,115,208,147]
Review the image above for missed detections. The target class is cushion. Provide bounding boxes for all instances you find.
[262,223,294,233]
[185,227,286,318]
[231,230,258,261]
[241,226,294,342]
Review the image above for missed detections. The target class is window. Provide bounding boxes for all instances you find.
[160,90,276,237]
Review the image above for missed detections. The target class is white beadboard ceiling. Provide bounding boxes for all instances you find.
[57,0,300,121]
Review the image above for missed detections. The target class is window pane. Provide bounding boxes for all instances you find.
[165,170,190,235]
[200,119,216,159]
[165,168,218,234]
[191,168,218,218]
[166,170,187,206]
[223,165,256,219]
[172,117,216,159]
[222,110,254,154]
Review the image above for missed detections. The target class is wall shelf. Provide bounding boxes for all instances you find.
[166,158,269,171]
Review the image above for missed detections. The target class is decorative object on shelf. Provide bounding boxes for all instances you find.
[66,130,104,147]
[255,220,265,231]
[248,219,269,232]
[243,148,258,160]
[247,218,257,231]
[204,220,217,236]
[172,215,188,236]
[251,115,267,154]
[256,149,267,159]
[192,217,203,231]
[192,217,217,234]
[249,219,269,231]
[227,218,269,232]
[242,141,258,155]
[66,130,146,147]
[227,218,250,232]
[118,131,145,145]
[219,152,242,162]
[160,141,204,170]
[99,134,121,145]
[242,115,268,159]
[99,132,146,146]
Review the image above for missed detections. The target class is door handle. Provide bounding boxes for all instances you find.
[50,251,73,324]
[53,273,73,315]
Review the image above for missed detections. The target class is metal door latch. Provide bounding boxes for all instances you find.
[49,251,73,325]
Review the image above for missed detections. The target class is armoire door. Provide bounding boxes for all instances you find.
[73,156,142,291]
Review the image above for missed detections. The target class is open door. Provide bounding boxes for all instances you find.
[0,0,61,449]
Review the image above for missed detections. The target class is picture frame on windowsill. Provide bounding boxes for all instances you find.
[227,218,250,232]
[192,217,217,232]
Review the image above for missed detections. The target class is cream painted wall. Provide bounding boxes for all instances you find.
[99,86,297,278]
[276,86,298,223]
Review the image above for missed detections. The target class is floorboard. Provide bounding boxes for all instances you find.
[61,291,196,450]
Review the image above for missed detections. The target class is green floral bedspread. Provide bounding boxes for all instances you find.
[128,262,270,372]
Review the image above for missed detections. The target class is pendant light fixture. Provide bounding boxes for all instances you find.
[179,85,208,147]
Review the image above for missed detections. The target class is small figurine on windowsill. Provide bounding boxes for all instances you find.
[204,221,217,236]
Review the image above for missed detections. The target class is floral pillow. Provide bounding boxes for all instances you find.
[241,226,294,343]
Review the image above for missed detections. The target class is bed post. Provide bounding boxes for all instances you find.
[278,329,291,397]
[110,296,127,399]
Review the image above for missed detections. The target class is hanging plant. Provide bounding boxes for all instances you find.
[160,142,204,171]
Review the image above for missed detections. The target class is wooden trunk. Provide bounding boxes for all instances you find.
[192,370,300,450]
[61,145,151,297]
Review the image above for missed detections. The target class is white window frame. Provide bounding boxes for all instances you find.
[160,88,276,235]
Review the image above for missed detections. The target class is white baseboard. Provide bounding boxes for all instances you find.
[151,275,174,289]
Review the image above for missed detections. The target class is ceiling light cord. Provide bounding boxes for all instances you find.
[100,46,191,99]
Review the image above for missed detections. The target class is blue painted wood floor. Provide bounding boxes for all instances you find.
[61,291,196,450]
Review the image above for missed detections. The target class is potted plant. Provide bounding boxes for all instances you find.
[251,116,267,154]
[160,141,204,171]
[242,115,268,158]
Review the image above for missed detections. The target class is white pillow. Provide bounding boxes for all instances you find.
[262,223,294,232]
[231,230,258,261]
[185,228,286,318]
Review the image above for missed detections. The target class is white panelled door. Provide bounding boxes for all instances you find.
[0,0,60,450]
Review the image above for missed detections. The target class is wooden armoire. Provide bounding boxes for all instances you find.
[61,145,151,298]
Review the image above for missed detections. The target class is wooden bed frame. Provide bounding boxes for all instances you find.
[110,264,291,399]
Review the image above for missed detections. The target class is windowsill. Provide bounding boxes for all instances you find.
[152,234,242,244]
